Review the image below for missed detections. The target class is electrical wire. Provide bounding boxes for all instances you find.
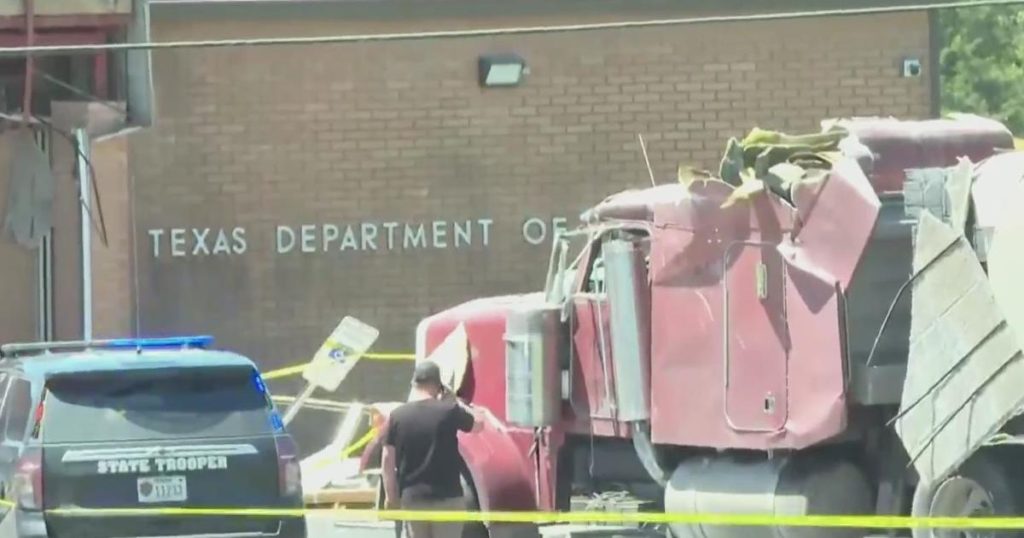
[0,0,1021,56]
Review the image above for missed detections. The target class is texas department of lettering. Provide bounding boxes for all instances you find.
[146,216,571,258]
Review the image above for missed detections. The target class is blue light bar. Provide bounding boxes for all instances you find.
[101,335,215,350]
[269,411,285,433]
[252,370,268,395]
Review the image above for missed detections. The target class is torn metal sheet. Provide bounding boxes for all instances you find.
[971,151,1024,263]
[945,158,974,233]
[301,402,367,492]
[2,128,55,249]
[894,211,1024,484]
[406,322,470,401]
[581,183,693,224]
[780,157,880,291]
[983,161,1024,381]
[837,115,1013,192]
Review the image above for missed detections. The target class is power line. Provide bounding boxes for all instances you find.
[0,0,1021,56]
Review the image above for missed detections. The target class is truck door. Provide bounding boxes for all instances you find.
[722,242,790,432]
[571,257,618,421]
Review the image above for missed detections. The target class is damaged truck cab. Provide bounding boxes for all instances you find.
[410,115,1024,538]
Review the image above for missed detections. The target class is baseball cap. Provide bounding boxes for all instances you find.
[412,360,443,387]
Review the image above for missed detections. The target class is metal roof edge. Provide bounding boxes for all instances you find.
[147,0,956,23]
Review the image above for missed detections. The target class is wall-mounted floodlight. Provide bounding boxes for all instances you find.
[478,53,528,88]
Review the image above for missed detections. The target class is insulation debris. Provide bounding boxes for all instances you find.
[675,125,870,210]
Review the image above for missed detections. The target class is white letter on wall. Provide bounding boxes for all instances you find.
[522,218,546,246]
[148,229,164,258]
[277,226,296,254]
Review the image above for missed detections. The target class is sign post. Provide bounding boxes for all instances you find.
[282,316,380,426]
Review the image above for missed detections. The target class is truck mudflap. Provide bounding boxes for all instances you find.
[894,153,1024,486]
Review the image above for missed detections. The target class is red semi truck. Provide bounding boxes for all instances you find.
[380,115,1024,538]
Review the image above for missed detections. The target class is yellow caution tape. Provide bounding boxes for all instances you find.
[21,507,1024,528]
[340,427,377,459]
[262,353,416,381]
[3,494,1022,528]
[270,395,349,410]
[307,427,380,472]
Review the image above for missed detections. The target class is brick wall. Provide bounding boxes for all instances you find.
[89,135,135,338]
[127,9,931,444]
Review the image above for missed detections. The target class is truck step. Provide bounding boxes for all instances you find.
[539,524,662,538]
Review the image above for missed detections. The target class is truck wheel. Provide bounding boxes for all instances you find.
[912,451,1023,538]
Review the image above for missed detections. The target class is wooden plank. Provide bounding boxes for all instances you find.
[304,487,378,506]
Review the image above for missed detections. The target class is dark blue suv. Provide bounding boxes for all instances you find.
[0,336,306,538]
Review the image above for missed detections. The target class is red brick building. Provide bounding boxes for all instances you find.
[0,0,939,447]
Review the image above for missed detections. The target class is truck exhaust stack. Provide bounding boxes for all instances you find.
[603,236,667,487]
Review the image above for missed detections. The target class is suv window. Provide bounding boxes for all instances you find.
[1,378,33,445]
[41,365,274,444]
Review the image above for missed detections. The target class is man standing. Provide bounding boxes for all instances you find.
[382,360,501,538]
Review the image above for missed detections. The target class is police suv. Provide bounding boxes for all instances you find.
[0,336,306,538]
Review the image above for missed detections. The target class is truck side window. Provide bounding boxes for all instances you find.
[0,374,11,420]
[0,379,32,445]
[586,256,606,294]
[582,236,648,294]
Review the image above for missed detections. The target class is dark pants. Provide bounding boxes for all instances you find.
[401,496,467,538]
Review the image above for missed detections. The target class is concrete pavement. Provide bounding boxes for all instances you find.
[307,514,397,538]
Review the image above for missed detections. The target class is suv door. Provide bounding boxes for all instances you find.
[0,372,10,507]
[0,375,30,507]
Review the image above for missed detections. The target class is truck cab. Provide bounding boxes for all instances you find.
[413,116,1024,538]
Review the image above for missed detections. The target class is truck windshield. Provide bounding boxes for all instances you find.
[41,365,274,444]
[546,231,596,302]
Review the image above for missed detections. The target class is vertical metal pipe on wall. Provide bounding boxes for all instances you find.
[75,128,93,340]
[21,0,35,118]
[34,128,53,342]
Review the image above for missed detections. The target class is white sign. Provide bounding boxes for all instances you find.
[146,217,571,258]
[303,316,381,392]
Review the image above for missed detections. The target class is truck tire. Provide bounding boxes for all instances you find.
[912,451,1023,538]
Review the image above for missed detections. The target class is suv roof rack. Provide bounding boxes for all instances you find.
[0,336,215,359]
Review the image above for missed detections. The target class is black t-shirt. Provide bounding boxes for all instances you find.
[384,398,475,502]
